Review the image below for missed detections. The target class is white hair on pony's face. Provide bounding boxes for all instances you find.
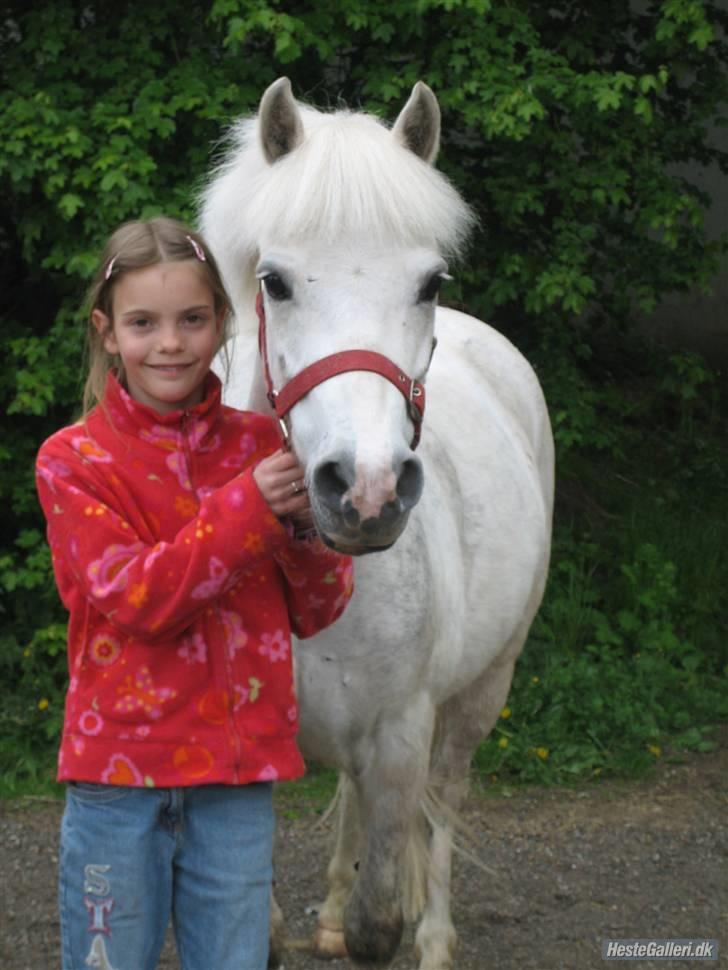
[198,103,475,335]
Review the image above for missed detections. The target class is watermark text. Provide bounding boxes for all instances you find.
[602,939,718,961]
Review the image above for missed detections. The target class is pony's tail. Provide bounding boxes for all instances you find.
[316,776,492,925]
[401,785,494,923]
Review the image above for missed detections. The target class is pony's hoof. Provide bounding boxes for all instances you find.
[267,928,285,969]
[314,920,348,959]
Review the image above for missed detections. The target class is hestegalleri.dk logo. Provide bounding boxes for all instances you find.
[602,939,718,961]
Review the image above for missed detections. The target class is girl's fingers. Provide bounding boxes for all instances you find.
[258,452,306,484]
[269,493,311,518]
[265,449,304,473]
[253,449,309,516]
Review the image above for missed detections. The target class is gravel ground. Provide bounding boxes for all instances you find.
[1,728,725,970]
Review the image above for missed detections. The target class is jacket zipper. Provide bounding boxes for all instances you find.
[182,410,243,782]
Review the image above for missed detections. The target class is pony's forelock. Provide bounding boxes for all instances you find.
[199,102,475,334]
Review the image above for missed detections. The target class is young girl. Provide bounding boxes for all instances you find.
[35,216,353,970]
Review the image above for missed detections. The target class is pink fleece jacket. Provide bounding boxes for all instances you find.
[35,371,353,788]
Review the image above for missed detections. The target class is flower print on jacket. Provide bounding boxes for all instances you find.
[332,559,355,615]
[178,633,207,665]
[142,420,222,490]
[233,677,264,711]
[167,451,192,491]
[258,629,290,663]
[191,556,229,599]
[220,609,248,660]
[89,632,122,667]
[141,542,165,573]
[114,665,177,720]
[35,370,354,788]
[70,436,113,463]
[189,421,221,456]
[273,546,310,588]
[141,425,191,490]
[221,431,259,469]
[87,542,145,597]
[36,455,72,493]
[239,431,258,460]
[174,494,199,519]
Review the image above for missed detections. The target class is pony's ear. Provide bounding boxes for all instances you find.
[392,82,441,164]
[259,77,304,164]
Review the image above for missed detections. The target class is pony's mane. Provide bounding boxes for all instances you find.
[199,101,475,334]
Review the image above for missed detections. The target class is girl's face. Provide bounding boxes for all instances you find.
[93,261,224,414]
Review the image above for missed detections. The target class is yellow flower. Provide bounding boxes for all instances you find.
[128,582,148,608]
[498,737,509,749]
[534,746,549,760]
[500,706,512,719]
[174,495,198,518]
[244,532,265,555]
[532,676,540,684]
[648,744,661,758]
[38,698,50,711]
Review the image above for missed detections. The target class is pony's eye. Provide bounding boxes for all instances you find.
[263,273,291,302]
[418,273,446,304]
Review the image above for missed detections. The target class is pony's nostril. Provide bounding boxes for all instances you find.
[342,500,360,528]
[313,453,423,526]
[396,458,424,509]
[314,460,351,506]
[362,501,399,532]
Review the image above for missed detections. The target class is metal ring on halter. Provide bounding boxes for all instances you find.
[277,415,291,445]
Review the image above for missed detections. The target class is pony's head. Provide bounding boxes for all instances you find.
[200,78,474,554]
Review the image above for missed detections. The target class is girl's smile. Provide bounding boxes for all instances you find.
[92,262,224,414]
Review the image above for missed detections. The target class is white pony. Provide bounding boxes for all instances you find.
[200,78,554,970]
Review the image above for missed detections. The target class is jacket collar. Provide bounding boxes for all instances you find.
[100,370,224,445]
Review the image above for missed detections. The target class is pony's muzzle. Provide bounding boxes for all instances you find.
[311,451,424,553]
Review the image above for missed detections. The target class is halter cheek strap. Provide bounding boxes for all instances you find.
[256,291,433,449]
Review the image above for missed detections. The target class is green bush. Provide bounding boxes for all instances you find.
[477,328,728,784]
[478,529,727,784]
[1,1,726,791]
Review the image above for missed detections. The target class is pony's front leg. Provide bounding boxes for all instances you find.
[313,772,361,958]
[413,821,458,970]
[344,697,435,968]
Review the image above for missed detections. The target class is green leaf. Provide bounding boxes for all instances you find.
[58,192,83,219]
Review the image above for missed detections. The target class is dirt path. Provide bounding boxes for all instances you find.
[2,730,725,969]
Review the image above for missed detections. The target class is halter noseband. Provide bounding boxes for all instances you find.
[256,291,433,449]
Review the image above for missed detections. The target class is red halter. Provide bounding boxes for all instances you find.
[256,291,430,449]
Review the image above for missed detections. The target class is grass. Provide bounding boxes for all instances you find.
[0,749,64,800]
[275,765,339,819]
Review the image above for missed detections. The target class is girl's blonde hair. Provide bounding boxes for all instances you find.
[82,216,232,416]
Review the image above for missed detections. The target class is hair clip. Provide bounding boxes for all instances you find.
[186,235,206,262]
[104,255,118,281]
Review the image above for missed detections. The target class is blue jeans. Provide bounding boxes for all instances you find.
[59,782,274,970]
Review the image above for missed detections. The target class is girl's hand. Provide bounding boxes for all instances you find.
[253,449,311,520]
